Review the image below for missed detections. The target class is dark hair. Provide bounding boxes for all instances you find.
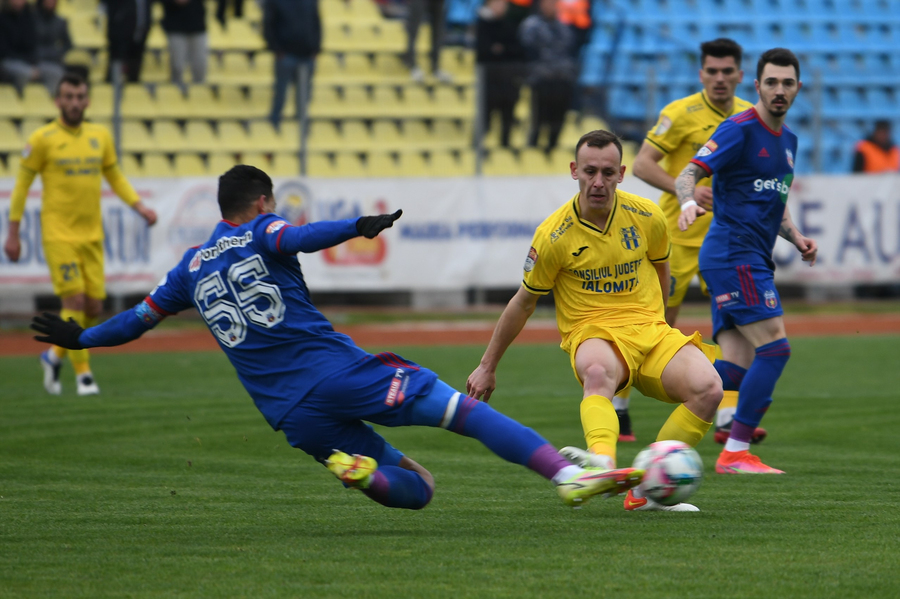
[700,38,743,67]
[55,71,89,96]
[874,119,891,132]
[756,48,800,82]
[575,130,623,162]
[217,165,274,219]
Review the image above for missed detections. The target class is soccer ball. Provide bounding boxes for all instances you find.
[633,440,703,506]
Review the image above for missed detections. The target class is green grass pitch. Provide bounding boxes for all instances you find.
[1,336,899,598]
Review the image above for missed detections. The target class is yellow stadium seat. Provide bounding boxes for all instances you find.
[88,84,114,118]
[120,153,143,176]
[483,148,520,176]
[3,152,22,176]
[247,120,293,152]
[371,120,404,151]
[375,21,410,53]
[271,152,300,176]
[400,86,431,118]
[372,86,402,118]
[121,120,156,152]
[322,23,352,52]
[342,53,374,84]
[21,118,52,137]
[306,152,336,177]
[208,152,240,175]
[240,151,271,170]
[121,84,157,119]
[432,119,467,149]
[314,53,342,85]
[67,13,105,49]
[433,85,469,118]
[402,120,431,150]
[208,19,265,52]
[216,85,253,119]
[183,121,218,152]
[339,86,371,119]
[156,84,191,119]
[340,120,372,153]
[186,84,219,118]
[217,120,250,152]
[254,52,275,77]
[141,50,169,83]
[429,150,465,177]
[22,84,57,119]
[146,23,167,51]
[307,85,340,118]
[367,151,401,178]
[0,120,23,152]
[457,149,476,175]
[210,52,261,85]
[174,153,207,176]
[0,85,23,118]
[373,53,409,84]
[143,153,173,177]
[307,120,342,152]
[396,151,428,177]
[549,147,573,173]
[333,152,366,177]
[152,121,185,152]
[520,148,553,176]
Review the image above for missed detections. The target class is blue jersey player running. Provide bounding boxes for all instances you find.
[31,165,644,510]
[675,48,818,475]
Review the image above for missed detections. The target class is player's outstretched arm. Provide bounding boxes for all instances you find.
[273,210,402,254]
[779,205,818,265]
[356,209,402,238]
[31,302,165,350]
[466,287,539,402]
[675,163,709,231]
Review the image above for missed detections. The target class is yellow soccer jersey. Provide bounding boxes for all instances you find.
[645,91,753,247]
[9,119,140,243]
[523,190,671,354]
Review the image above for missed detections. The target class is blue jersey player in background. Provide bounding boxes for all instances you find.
[675,48,818,475]
[31,165,644,510]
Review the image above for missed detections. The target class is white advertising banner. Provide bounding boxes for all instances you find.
[1,173,898,296]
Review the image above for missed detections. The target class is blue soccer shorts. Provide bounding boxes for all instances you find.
[702,264,784,340]
[279,362,462,469]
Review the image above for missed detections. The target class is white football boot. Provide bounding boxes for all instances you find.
[76,373,100,396]
[559,446,616,470]
[40,350,62,395]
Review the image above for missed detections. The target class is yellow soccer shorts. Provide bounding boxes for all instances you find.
[43,240,106,299]
[667,244,709,308]
[567,321,717,404]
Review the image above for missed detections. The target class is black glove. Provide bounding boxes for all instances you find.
[356,209,402,239]
[31,312,85,349]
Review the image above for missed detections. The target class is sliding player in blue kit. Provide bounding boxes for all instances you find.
[31,165,643,510]
[676,48,818,474]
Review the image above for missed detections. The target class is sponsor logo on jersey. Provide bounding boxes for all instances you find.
[785,148,794,168]
[385,368,410,407]
[524,247,538,272]
[696,139,718,157]
[572,246,588,257]
[764,289,778,309]
[653,115,672,136]
[621,204,652,217]
[549,215,573,243]
[620,226,641,250]
[715,291,740,307]
[196,231,253,264]
[758,147,770,157]
[265,220,289,234]
[752,177,791,194]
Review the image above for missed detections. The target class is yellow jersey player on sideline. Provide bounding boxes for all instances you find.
[4,72,157,396]
[625,38,763,445]
[467,130,723,512]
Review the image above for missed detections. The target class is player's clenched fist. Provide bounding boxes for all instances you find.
[356,209,403,238]
[466,365,496,403]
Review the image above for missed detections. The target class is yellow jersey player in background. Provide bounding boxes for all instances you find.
[467,130,723,511]
[622,38,763,445]
[4,72,157,396]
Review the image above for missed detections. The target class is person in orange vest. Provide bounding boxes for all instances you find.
[852,120,900,173]
[557,0,591,56]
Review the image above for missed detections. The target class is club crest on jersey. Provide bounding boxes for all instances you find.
[764,289,778,309]
[89,138,99,149]
[385,368,410,407]
[653,115,672,136]
[696,139,718,157]
[524,247,538,272]
[620,226,641,250]
[785,149,794,169]
[265,220,288,234]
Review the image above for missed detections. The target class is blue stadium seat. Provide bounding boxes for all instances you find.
[608,85,648,121]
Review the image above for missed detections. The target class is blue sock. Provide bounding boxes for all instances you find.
[735,338,791,428]
[448,396,547,466]
[714,359,748,391]
[363,466,433,510]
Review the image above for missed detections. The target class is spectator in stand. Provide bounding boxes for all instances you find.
[263,0,320,129]
[403,0,453,83]
[557,0,591,58]
[519,0,577,152]
[34,0,72,91]
[103,0,151,83]
[852,120,899,173]
[476,0,524,148]
[215,0,244,28]
[0,0,59,93]
[161,0,208,85]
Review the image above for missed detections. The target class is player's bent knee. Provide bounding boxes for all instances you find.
[580,362,618,393]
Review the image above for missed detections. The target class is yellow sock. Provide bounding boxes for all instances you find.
[580,394,618,463]
[720,390,739,411]
[52,345,67,360]
[61,309,91,375]
[656,404,713,448]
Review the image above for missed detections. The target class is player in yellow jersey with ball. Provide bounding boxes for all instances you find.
[4,73,157,396]
[467,130,723,511]
[617,38,764,444]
